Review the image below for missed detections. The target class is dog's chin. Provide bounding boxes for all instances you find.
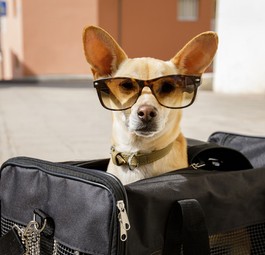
[130,125,160,138]
[134,129,158,137]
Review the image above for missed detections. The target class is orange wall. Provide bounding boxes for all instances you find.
[99,0,214,61]
[22,0,98,76]
[1,0,214,79]
[121,0,214,60]
[98,0,119,42]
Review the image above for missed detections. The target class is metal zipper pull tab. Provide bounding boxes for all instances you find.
[190,162,206,170]
[117,200,130,241]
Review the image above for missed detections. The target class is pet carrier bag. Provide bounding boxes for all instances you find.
[0,135,265,255]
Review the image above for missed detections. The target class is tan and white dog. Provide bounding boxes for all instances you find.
[83,26,218,185]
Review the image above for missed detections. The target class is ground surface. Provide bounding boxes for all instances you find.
[0,81,264,165]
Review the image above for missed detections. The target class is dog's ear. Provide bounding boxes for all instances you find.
[171,32,218,75]
[83,26,127,78]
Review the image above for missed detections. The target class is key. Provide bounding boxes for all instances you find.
[13,214,47,255]
[14,221,41,255]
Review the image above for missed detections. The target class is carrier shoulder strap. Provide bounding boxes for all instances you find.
[163,199,210,255]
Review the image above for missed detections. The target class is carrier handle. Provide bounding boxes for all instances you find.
[163,199,210,255]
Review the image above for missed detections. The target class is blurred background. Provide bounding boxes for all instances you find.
[0,0,216,80]
[1,0,265,93]
[0,0,264,164]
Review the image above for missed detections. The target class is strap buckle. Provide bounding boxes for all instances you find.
[128,153,139,170]
[111,146,126,166]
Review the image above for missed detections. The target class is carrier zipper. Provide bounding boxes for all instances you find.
[1,157,128,204]
[117,200,131,241]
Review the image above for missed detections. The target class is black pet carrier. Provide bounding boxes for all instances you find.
[0,132,264,255]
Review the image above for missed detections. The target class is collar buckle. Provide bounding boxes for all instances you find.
[111,146,126,166]
[128,154,139,170]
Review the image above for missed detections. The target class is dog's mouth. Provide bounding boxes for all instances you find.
[132,123,159,137]
[135,130,158,137]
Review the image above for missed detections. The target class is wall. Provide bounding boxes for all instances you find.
[98,0,214,61]
[0,0,215,79]
[1,0,24,79]
[22,0,98,76]
[214,0,265,94]
[121,0,214,60]
[98,0,119,42]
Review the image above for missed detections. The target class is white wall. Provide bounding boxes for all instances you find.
[214,0,265,94]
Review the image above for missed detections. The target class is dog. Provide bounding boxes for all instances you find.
[82,26,218,185]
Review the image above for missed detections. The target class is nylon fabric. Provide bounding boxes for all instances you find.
[0,165,114,254]
[125,167,265,254]
[208,132,265,168]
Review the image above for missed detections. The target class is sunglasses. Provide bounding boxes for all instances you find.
[93,75,201,111]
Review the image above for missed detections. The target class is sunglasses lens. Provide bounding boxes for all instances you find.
[153,76,197,108]
[95,75,199,110]
[97,78,140,110]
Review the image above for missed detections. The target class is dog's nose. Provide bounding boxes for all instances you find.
[137,105,157,122]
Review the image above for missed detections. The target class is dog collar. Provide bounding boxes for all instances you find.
[110,142,174,170]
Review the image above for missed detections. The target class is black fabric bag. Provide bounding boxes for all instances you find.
[208,131,265,168]
[125,166,265,255]
[0,157,129,255]
[1,135,265,255]
[124,134,265,254]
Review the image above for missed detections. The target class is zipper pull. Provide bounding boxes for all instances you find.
[117,200,130,241]
[190,163,206,170]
